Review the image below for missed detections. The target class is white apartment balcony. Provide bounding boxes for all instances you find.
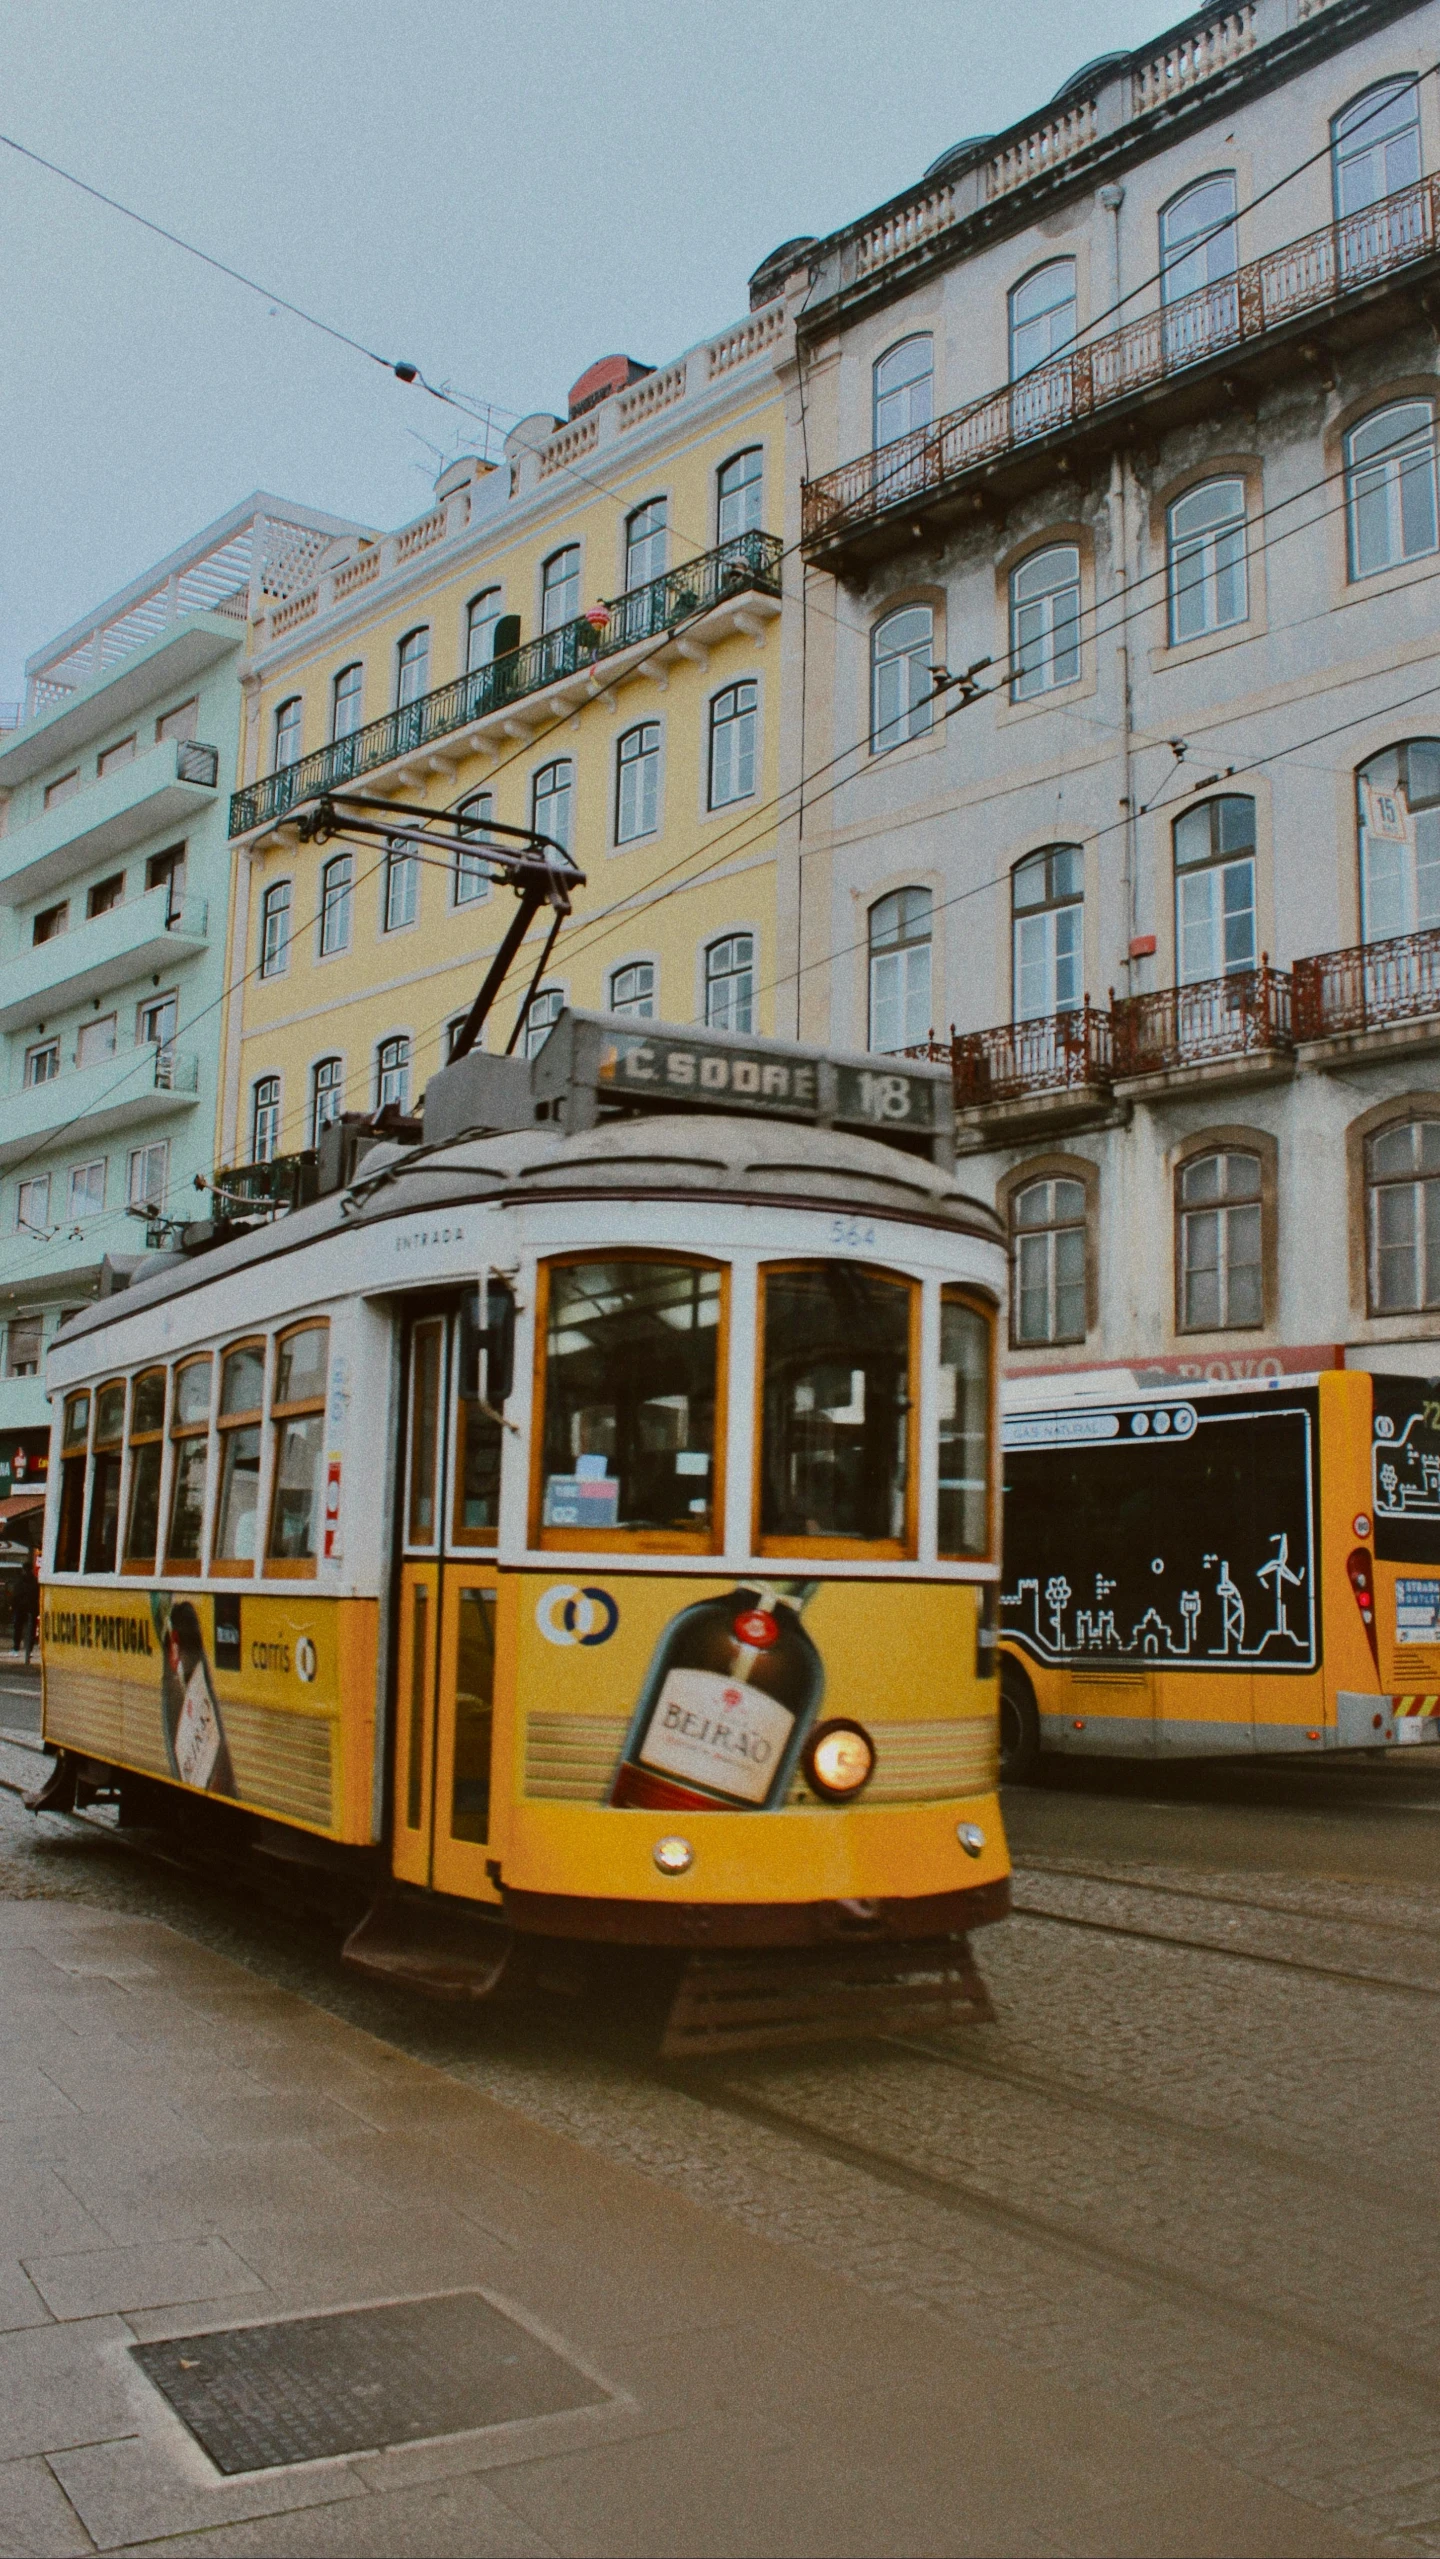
[0,1375,51,1433]
[0,739,220,907]
[0,889,208,1035]
[0,1043,199,1169]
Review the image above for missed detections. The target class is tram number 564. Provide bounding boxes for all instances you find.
[829,1217,877,1250]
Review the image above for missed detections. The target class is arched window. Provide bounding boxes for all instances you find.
[532,758,574,854]
[615,723,660,844]
[1011,1178,1087,1345]
[1167,479,1248,642]
[873,336,933,447]
[1345,401,1438,579]
[465,589,502,672]
[705,932,754,1033]
[259,879,291,978]
[868,887,932,1053]
[1174,796,1256,983]
[1368,1117,1440,1311]
[396,628,429,707]
[1009,262,1076,379]
[311,1056,343,1146]
[541,546,581,633]
[376,1035,410,1113]
[708,682,758,807]
[1160,174,1238,359]
[1357,740,1440,941]
[331,663,363,742]
[1333,78,1421,219]
[318,853,353,957]
[625,500,667,590]
[273,696,302,768]
[1177,1150,1262,1331]
[717,448,764,543]
[523,986,564,1058]
[251,1076,280,1165]
[870,606,933,752]
[384,839,418,932]
[609,961,655,1019]
[1010,547,1080,698]
[1012,847,1083,1019]
[454,791,492,906]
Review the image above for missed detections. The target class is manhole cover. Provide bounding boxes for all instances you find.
[131,2291,606,2474]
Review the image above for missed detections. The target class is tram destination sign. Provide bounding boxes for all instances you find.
[531,1011,954,1166]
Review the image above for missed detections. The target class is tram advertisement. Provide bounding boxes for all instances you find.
[1371,1371,1440,1566]
[1002,1388,1319,1673]
[41,1587,345,1832]
[522,1572,996,1809]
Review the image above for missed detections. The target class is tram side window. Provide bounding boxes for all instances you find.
[55,1392,90,1572]
[214,1341,266,1573]
[537,1257,724,1547]
[267,1322,328,1571]
[938,1293,992,1557]
[452,1288,505,1546]
[83,1382,126,1574]
[407,1316,445,1547]
[758,1264,915,1554]
[123,1368,167,1571]
[165,1356,213,1573]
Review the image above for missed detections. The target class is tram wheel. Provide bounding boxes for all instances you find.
[999,1660,1041,1786]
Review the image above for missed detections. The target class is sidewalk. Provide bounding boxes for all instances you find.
[0,1885,1388,2559]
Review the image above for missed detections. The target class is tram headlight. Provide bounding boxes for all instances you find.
[956,1822,986,1858]
[653,1835,694,1875]
[804,1720,876,1802]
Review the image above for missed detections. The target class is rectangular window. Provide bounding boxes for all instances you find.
[609,962,655,1018]
[156,699,199,743]
[938,1292,992,1557]
[625,501,667,590]
[708,683,758,809]
[542,548,581,633]
[407,1316,444,1547]
[267,1323,328,1572]
[55,1392,89,1573]
[16,1177,50,1235]
[84,1380,126,1574]
[384,846,418,932]
[147,844,187,918]
[332,665,364,741]
[252,1077,281,1164]
[33,902,68,945]
[97,737,136,777]
[214,1340,266,1571]
[466,592,502,673]
[68,1160,105,1220]
[24,1042,59,1086]
[128,1142,168,1212]
[274,698,303,767]
[312,1059,344,1145]
[537,1257,724,1549]
[758,1263,915,1555]
[452,1289,503,1548]
[705,933,754,1033]
[76,1015,117,1069]
[44,772,80,809]
[260,879,292,976]
[454,796,491,905]
[122,1367,167,1571]
[87,871,125,918]
[319,857,353,956]
[138,993,178,1051]
[5,1316,42,1377]
[165,1355,213,1571]
[615,725,660,844]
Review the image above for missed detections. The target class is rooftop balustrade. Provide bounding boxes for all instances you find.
[803,173,1440,562]
[229,531,782,839]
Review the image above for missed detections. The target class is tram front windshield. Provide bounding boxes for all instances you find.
[541,1259,720,1535]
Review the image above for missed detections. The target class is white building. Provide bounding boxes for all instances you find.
[781,0,1440,1384]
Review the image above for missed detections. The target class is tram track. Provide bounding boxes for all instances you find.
[1016,1858,1440,1942]
[1008,1890,1440,1998]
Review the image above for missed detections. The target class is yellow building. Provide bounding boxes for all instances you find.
[219,262,809,1174]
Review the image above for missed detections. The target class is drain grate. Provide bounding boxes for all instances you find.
[131,2290,606,2474]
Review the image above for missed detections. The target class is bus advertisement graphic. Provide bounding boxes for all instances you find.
[1002,1390,1318,1673]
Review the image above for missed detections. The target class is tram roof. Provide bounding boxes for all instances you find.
[62,1101,1002,1355]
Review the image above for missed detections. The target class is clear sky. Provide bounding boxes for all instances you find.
[0,0,1182,700]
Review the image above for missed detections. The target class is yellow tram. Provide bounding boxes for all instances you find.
[35,999,1011,2049]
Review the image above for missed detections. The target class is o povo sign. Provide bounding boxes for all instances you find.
[536,1584,619,1647]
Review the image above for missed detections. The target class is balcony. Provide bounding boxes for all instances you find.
[802,174,1440,570]
[230,531,784,838]
[913,1005,1117,1141]
[1111,965,1292,1091]
[0,888,208,1035]
[0,738,220,906]
[0,1043,200,1169]
[1293,924,1440,1059]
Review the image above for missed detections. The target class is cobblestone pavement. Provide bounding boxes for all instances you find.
[1,1733,1437,2555]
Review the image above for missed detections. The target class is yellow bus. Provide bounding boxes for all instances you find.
[998,1367,1440,1778]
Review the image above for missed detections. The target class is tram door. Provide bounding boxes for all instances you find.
[392,1298,502,1902]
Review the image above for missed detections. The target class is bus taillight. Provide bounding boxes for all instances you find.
[1346,1548,1380,1667]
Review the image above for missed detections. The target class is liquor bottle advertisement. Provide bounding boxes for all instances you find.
[521,1571,995,1811]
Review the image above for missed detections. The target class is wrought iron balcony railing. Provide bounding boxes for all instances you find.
[175,740,220,789]
[803,174,1440,552]
[212,1153,319,1215]
[1111,965,1291,1080]
[229,531,782,838]
[1292,922,1440,1042]
[912,1004,1115,1108]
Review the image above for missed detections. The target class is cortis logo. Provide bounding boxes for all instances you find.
[536,1584,620,1647]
